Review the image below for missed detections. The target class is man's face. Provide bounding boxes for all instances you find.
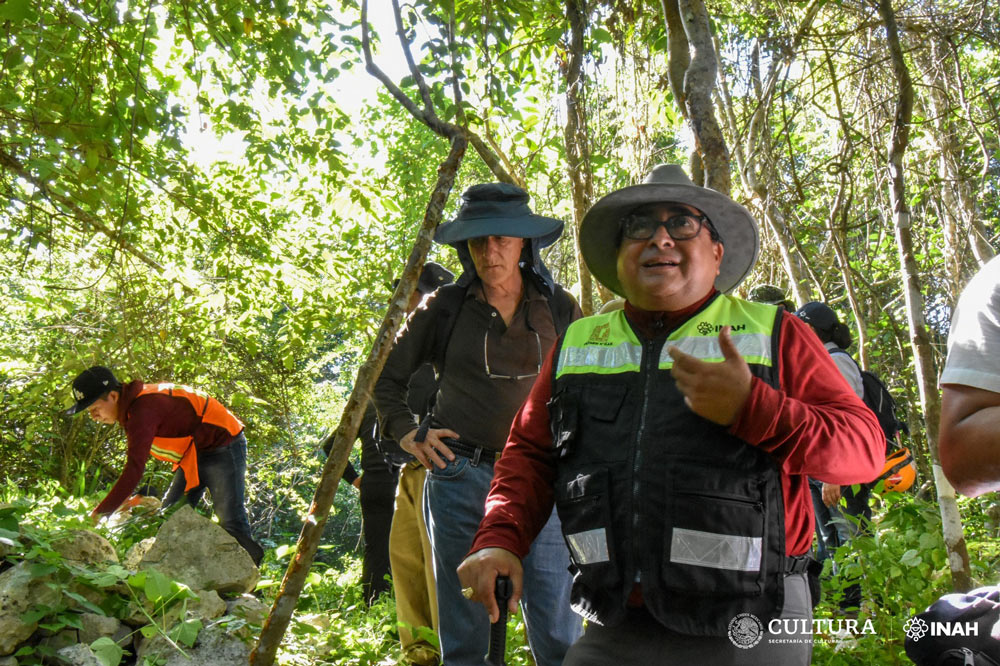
[87,391,119,425]
[615,202,723,311]
[468,235,525,288]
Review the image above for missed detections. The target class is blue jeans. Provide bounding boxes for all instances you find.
[162,433,263,565]
[424,455,582,666]
[808,478,872,564]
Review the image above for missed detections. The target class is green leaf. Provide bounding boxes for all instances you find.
[20,608,50,624]
[63,590,106,615]
[172,618,202,647]
[28,563,58,578]
[144,569,175,603]
[91,637,124,666]
[0,0,35,21]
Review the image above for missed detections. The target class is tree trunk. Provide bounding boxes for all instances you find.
[713,3,821,304]
[250,136,468,665]
[660,0,730,194]
[562,0,596,314]
[877,0,972,592]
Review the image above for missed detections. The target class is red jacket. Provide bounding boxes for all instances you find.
[93,380,242,516]
[471,299,885,559]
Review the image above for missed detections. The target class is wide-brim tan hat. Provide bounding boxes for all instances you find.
[580,164,759,296]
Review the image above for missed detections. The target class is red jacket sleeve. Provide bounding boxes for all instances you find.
[92,402,157,516]
[729,314,885,484]
[470,345,559,559]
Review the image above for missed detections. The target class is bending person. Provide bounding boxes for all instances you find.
[66,366,264,565]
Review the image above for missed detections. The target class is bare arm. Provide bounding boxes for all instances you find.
[940,383,1000,497]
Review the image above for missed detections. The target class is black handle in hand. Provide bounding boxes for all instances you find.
[486,575,512,666]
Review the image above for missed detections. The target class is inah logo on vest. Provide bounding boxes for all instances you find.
[697,321,748,336]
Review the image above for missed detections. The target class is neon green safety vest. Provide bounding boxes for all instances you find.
[548,294,787,636]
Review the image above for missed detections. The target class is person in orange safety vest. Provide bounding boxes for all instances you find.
[66,365,264,565]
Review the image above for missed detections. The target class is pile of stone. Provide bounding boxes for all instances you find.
[0,506,269,666]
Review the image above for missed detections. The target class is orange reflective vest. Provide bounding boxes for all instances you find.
[137,384,244,492]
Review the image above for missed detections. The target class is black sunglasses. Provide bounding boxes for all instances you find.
[621,212,712,242]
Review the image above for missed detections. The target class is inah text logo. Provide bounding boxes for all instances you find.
[904,616,978,642]
[696,321,748,336]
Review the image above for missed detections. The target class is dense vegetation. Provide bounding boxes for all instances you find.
[2,0,999,663]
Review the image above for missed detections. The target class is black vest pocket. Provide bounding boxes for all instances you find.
[662,491,766,597]
[550,384,631,463]
[555,468,619,579]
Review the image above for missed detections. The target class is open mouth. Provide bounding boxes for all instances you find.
[643,259,679,268]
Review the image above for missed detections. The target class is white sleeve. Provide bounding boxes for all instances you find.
[830,351,864,398]
[941,255,1000,393]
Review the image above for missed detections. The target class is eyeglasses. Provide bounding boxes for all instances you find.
[483,317,542,380]
[621,212,712,242]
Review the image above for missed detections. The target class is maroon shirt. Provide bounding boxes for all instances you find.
[93,380,240,515]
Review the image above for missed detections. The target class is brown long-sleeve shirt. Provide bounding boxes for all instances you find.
[375,279,581,451]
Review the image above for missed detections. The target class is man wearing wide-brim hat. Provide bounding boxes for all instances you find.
[374,183,582,665]
[458,165,885,664]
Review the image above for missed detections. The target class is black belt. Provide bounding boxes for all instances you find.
[441,438,499,466]
[784,554,818,576]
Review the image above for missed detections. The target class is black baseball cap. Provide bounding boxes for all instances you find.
[65,366,122,416]
[795,301,839,335]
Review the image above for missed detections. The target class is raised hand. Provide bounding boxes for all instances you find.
[667,325,752,426]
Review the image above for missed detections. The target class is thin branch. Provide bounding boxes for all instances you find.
[0,149,165,273]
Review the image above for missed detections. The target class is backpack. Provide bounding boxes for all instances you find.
[373,364,437,467]
[830,347,906,450]
[859,368,906,448]
[904,585,1000,665]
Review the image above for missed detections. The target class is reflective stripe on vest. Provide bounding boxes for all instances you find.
[557,295,776,378]
[137,384,243,492]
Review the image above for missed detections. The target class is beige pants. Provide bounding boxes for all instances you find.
[390,462,438,664]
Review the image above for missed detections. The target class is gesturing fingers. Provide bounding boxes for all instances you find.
[667,326,752,426]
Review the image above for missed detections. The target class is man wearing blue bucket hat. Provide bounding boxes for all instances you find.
[457,165,885,664]
[375,183,582,665]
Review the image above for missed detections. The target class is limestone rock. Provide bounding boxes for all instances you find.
[226,594,268,625]
[50,531,117,565]
[0,562,61,656]
[123,538,154,571]
[185,589,226,622]
[54,644,102,666]
[225,594,269,639]
[138,506,257,595]
[78,613,125,646]
[0,655,16,665]
[136,624,250,666]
